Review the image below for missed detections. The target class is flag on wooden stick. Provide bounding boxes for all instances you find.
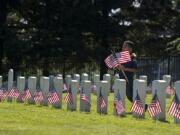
[99,89,106,110]
[80,88,90,106]
[148,90,162,118]
[64,87,73,104]
[34,91,44,103]
[48,91,60,104]
[22,89,32,101]
[168,93,180,119]
[114,90,125,115]
[131,91,144,116]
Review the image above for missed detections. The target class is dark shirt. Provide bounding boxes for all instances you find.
[118,59,137,83]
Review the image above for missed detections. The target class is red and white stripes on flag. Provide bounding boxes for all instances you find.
[131,92,144,116]
[48,91,60,104]
[148,93,162,118]
[64,90,73,104]
[166,86,174,95]
[104,51,131,69]
[104,54,119,68]
[114,99,125,115]
[80,93,88,102]
[116,51,131,64]
[168,93,180,119]
[114,91,125,115]
[34,91,44,103]
[22,89,32,101]
[99,90,106,109]
[0,88,8,101]
[8,88,20,98]
[100,97,106,109]
[80,89,90,106]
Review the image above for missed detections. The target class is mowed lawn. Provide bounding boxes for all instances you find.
[0,93,179,135]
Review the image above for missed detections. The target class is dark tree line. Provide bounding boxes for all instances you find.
[0,0,179,77]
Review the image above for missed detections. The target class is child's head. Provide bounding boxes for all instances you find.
[122,40,134,53]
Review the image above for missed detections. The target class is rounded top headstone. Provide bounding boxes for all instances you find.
[29,76,36,79]
[83,80,91,83]
[154,80,166,83]
[71,80,78,83]
[43,77,49,80]
[18,76,25,79]
[135,79,146,83]
[101,80,108,83]
[9,69,13,72]
[56,76,62,79]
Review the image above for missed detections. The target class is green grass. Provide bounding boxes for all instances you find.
[0,94,179,135]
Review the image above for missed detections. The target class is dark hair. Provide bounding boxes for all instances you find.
[123,40,134,49]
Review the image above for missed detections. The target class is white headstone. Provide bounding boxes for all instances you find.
[152,80,166,121]
[140,75,148,94]
[0,76,2,88]
[81,73,89,81]
[163,75,171,98]
[112,74,120,92]
[65,75,71,90]
[80,80,91,112]
[28,76,37,104]
[40,77,49,105]
[74,74,80,84]
[114,74,119,80]
[139,75,147,86]
[49,75,54,90]
[114,79,126,116]
[133,79,146,118]
[8,69,13,90]
[57,74,62,77]
[28,76,37,96]
[53,77,63,108]
[17,76,25,95]
[67,80,78,111]
[163,75,171,84]
[97,81,108,114]
[103,74,111,93]
[16,76,25,102]
[174,81,180,124]
[40,76,44,89]
[93,74,100,94]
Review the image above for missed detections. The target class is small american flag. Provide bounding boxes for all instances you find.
[34,91,44,103]
[166,86,174,95]
[64,88,73,104]
[104,51,131,69]
[168,93,180,119]
[148,91,162,118]
[131,91,144,116]
[114,91,125,115]
[48,91,60,104]
[0,88,4,97]
[116,51,131,64]
[104,54,119,68]
[22,89,32,101]
[99,89,106,109]
[80,89,90,106]
[8,88,20,98]
[0,88,8,101]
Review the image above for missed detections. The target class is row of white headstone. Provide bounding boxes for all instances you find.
[0,69,179,124]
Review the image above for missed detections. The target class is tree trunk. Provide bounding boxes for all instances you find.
[100,1,110,80]
[0,0,7,74]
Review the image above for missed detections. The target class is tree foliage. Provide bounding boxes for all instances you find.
[0,0,179,75]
